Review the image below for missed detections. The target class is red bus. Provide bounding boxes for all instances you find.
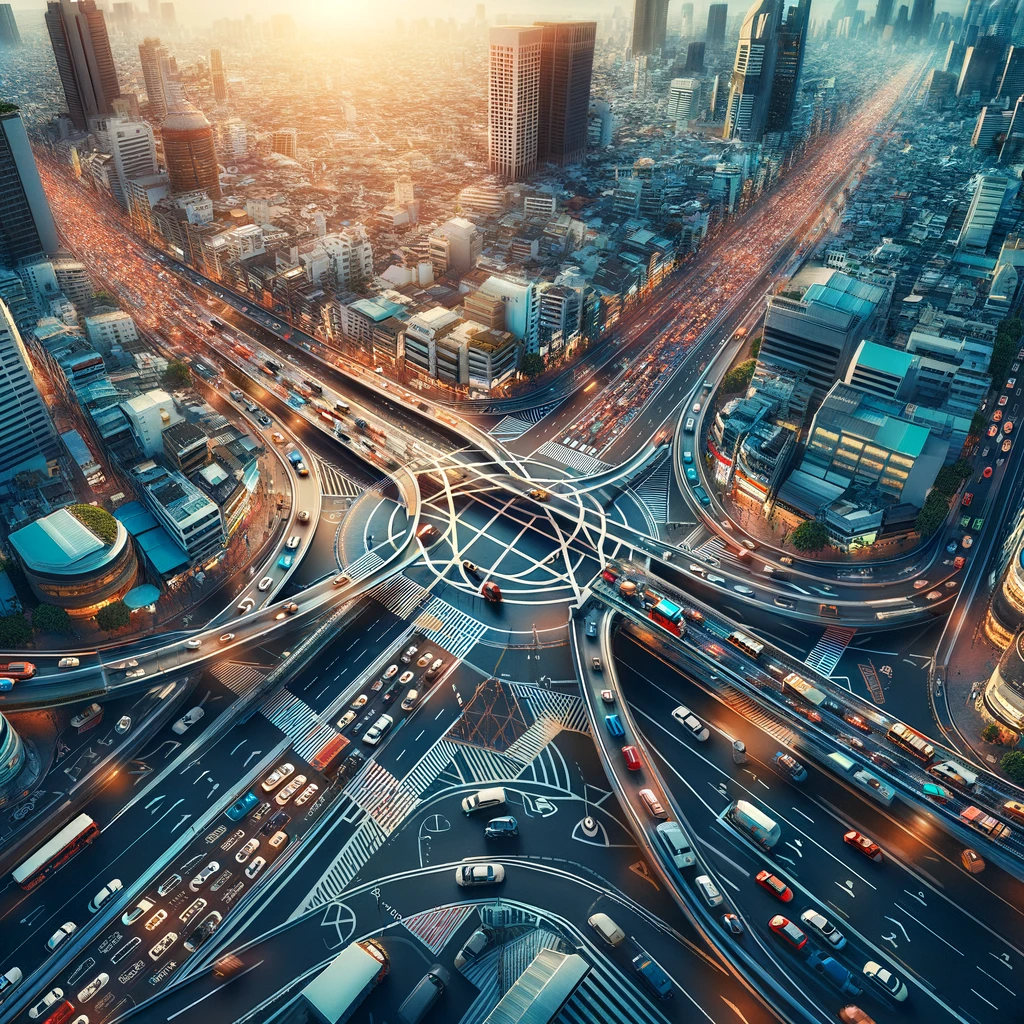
[42,1001,76,1024]
[12,814,99,890]
[311,734,349,774]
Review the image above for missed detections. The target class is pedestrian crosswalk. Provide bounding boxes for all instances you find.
[534,440,611,476]
[632,460,672,523]
[805,625,856,677]
[693,535,749,573]
[209,661,268,697]
[344,758,419,834]
[562,963,676,1024]
[295,817,387,913]
[450,742,528,784]
[311,455,364,497]
[403,905,475,954]
[510,684,591,734]
[414,597,490,659]
[343,549,385,580]
[260,689,338,760]
[489,403,557,440]
[369,573,431,619]
[718,684,797,745]
[503,719,562,765]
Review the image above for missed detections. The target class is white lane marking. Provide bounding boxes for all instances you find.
[791,807,814,823]
[970,989,999,1010]
[976,966,1016,996]
[894,904,964,955]
[884,916,911,943]
[903,888,928,906]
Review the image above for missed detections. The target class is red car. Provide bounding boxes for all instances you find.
[844,830,883,862]
[953,556,966,569]
[1006,421,1014,434]
[982,466,993,479]
[988,424,999,437]
[0,661,36,680]
[768,915,807,950]
[999,394,1009,406]
[756,869,793,901]
[481,581,502,603]
[621,745,642,771]
[961,492,973,507]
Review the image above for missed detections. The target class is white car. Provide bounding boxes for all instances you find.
[115,715,132,734]
[144,909,168,931]
[77,972,109,1003]
[236,597,255,615]
[219,633,235,643]
[286,535,300,550]
[275,775,308,805]
[245,856,266,879]
[189,861,220,892]
[863,961,908,1001]
[47,921,76,950]
[383,664,399,679]
[122,898,154,926]
[707,574,726,584]
[172,707,205,734]
[58,657,80,669]
[399,670,414,685]
[88,879,122,913]
[235,838,260,864]
[126,668,146,679]
[261,763,295,791]
[734,585,754,596]
[294,782,319,806]
[455,863,505,887]
[362,714,393,746]
[671,705,709,741]
[148,931,178,961]
[258,576,274,592]
[28,987,63,1019]
[297,510,310,522]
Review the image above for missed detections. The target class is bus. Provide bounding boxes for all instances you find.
[782,672,826,707]
[13,814,99,890]
[300,939,389,1024]
[727,631,764,660]
[649,599,684,637]
[232,343,254,360]
[887,722,935,763]
[724,800,780,848]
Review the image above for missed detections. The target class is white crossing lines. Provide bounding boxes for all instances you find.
[401,738,463,796]
[632,460,672,523]
[369,573,431,620]
[562,963,677,1024]
[414,597,489,660]
[489,402,557,440]
[343,548,385,580]
[344,759,419,835]
[503,719,562,765]
[510,684,591,733]
[534,440,611,475]
[694,535,749,573]
[311,455,363,497]
[450,742,529,784]
[719,684,798,745]
[260,689,337,760]
[208,661,268,697]
[403,905,475,954]
[295,817,387,913]
[516,741,575,791]
[805,625,857,677]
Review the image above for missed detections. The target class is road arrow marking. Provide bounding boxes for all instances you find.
[171,814,191,831]
[629,860,660,889]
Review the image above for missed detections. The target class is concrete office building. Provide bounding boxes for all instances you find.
[766,0,810,135]
[125,172,169,237]
[957,35,1004,98]
[131,460,224,563]
[476,275,540,352]
[161,101,221,199]
[45,0,121,130]
[209,48,227,103]
[103,117,158,209]
[536,21,595,167]
[0,105,59,269]
[684,41,706,72]
[681,1,695,35]
[707,3,728,44]
[668,78,701,125]
[85,310,139,350]
[0,4,21,45]
[121,387,182,456]
[138,37,169,120]
[488,26,543,181]
[428,218,481,276]
[723,0,780,142]
[631,0,670,55]
[957,173,1010,250]
[271,128,298,159]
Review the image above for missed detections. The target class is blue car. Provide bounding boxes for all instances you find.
[693,486,711,506]
[0,678,13,692]
[605,714,625,738]
[685,467,698,484]
[226,791,260,821]
[277,553,294,569]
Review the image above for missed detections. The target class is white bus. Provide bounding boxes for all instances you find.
[724,800,780,848]
[301,939,389,1024]
[13,814,99,890]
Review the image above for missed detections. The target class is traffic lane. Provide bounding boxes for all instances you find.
[617,647,1024,1023]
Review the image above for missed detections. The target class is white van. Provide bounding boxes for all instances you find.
[656,821,696,869]
[695,874,724,907]
[929,759,979,790]
[461,787,507,816]
[588,912,625,947]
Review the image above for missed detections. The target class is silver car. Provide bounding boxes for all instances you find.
[189,861,220,892]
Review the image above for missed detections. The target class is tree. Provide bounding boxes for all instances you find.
[1001,750,1024,785]
[0,615,32,647]
[790,520,829,552]
[915,490,951,538]
[971,410,988,437]
[32,603,71,634]
[163,360,192,389]
[520,352,545,378]
[982,723,1002,743]
[748,334,761,359]
[722,359,757,394]
[990,316,1023,384]
[96,601,131,632]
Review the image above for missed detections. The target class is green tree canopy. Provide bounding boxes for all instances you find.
[163,360,193,389]
[1000,750,1024,785]
[96,601,131,632]
[790,519,829,552]
[990,316,1023,384]
[722,359,757,394]
[32,603,72,634]
[520,352,545,378]
[0,615,32,647]
[915,490,951,538]
[68,503,117,544]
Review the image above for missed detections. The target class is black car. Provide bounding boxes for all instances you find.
[261,811,291,837]
[483,815,518,839]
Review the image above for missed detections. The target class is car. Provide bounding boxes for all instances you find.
[799,908,846,948]
[838,1009,877,1024]
[122,898,154,926]
[959,514,971,527]
[400,644,419,664]
[349,693,368,710]
[734,584,755,596]
[1006,419,1015,434]
[993,409,1003,422]
[962,534,974,548]
[337,710,357,728]
[28,988,64,1019]
[639,788,668,819]
[455,863,505,887]
[277,553,294,569]
[925,589,942,600]
[462,560,480,576]
[261,811,292,837]
[481,581,502,602]
[144,909,168,932]
[528,488,550,501]
[685,466,699,483]
[953,555,966,569]
[722,913,745,935]
[148,932,179,961]
[297,510,310,522]
[484,815,519,838]
[756,869,793,901]
[983,465,994,478]
[604,713,625,737]
[189,862,220,891]
[773,752,807,782]
[58,657,80,669]
[962,492,973,506]
[913,579,929,589]
[862,961,908,1001]
[332,574,350,587]
[454,926,494,968]
[707,573,726,584]
[682,450,694,464]
[172,707,205,734]
[219,632,235,643]
[416,651,435,667]
[268,831,289,850]
[126,667,146,678]
[399,669,414,684]
[77,972,109,1003]
[271,431,285,444]
[383,664,399,679]
[592,656,603,672]
[47,921,77,950]
[599,690,615,706]
[999,394,1009,406]
[988,423,999,436]
[779,555,794,565]
[424,658,445,681]
[245,856,266,879]
[922,782,952,803]
[185,637,203,650]
[867,750,897,771]
[183,912,223,952]
[585,619,598,638]
[286,535,300,550]
[844,830,883,861]
[261,763,295,791]
[362,714,393,746]
[622,745,642,771]
[236,597,255,615]
[768,915,807,950]
[671,705,709,741]
[0,661,35,679]
[157,873,182,896]
[400,688,420,711]
[694,486,711,505]
[0,678,13,692]
[258,575,274,591]
[89,879,122,912]
[275,775,308,804]
[115,715,132,734]
[1003,438,1013,452]
[235,838,260,864]
[250,801,273,823]
[294,783,319,806]
[843,712,871,733]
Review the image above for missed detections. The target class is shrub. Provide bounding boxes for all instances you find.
[32,604,72,634]
[96,601,131,632]
[982,723,1002,743]
[0,614,32,646]
[1000,750,1024,785]
[520,352,545,378]
[163,360,192,388]
[721,359,757,394]
[68,503,117,545]
[790,520,829,552]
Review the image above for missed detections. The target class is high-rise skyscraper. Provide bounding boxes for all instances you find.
[104,117,158,208]
[535,21,595,166]
[160,2,175,26]
[681,2,695,36]
[162,101,221,199]
[957,34,1004,97]
[0,4,21,45]
[706,3,729,45]
[210,48,227,103]
[874,0,895,32]
[0,104,59,269]
[668,77,702,123]
[271,128,298,159]
[909,0,935,40]
[766,0,811,134]
[997,45,1024,99]
[684,40,706,71]
[45,0,121,130]
[487,26,543,181]
[139,37,169,120]
[631,0,670,54]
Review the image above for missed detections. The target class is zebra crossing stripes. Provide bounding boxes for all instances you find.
[369,573,431,619]
[400,738,462,796]
[718,684,797,745]
[403,905,475,954]
[414,598,489,659]
[563,965,676,1024]
[343,548,384,579]
[502,719,562,766]
[805,625,857,677]
[510,684,591,733]
[489,403,558,440]
[296,817,387,913]
[632,461,672,523]
[209,661,268,696]
[260,689,339,760]
[311,456,363,497]
[534,440,611,475]
[450,742,528,784]
[344,759,419,834]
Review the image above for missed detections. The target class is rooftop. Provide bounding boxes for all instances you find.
[10,507,124,575]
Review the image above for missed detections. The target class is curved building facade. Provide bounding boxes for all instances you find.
[985,628,1024,730]
[984,544,1024,648]
[10,507,139,617]
[0,713,25,786]
[161,102,221,199]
